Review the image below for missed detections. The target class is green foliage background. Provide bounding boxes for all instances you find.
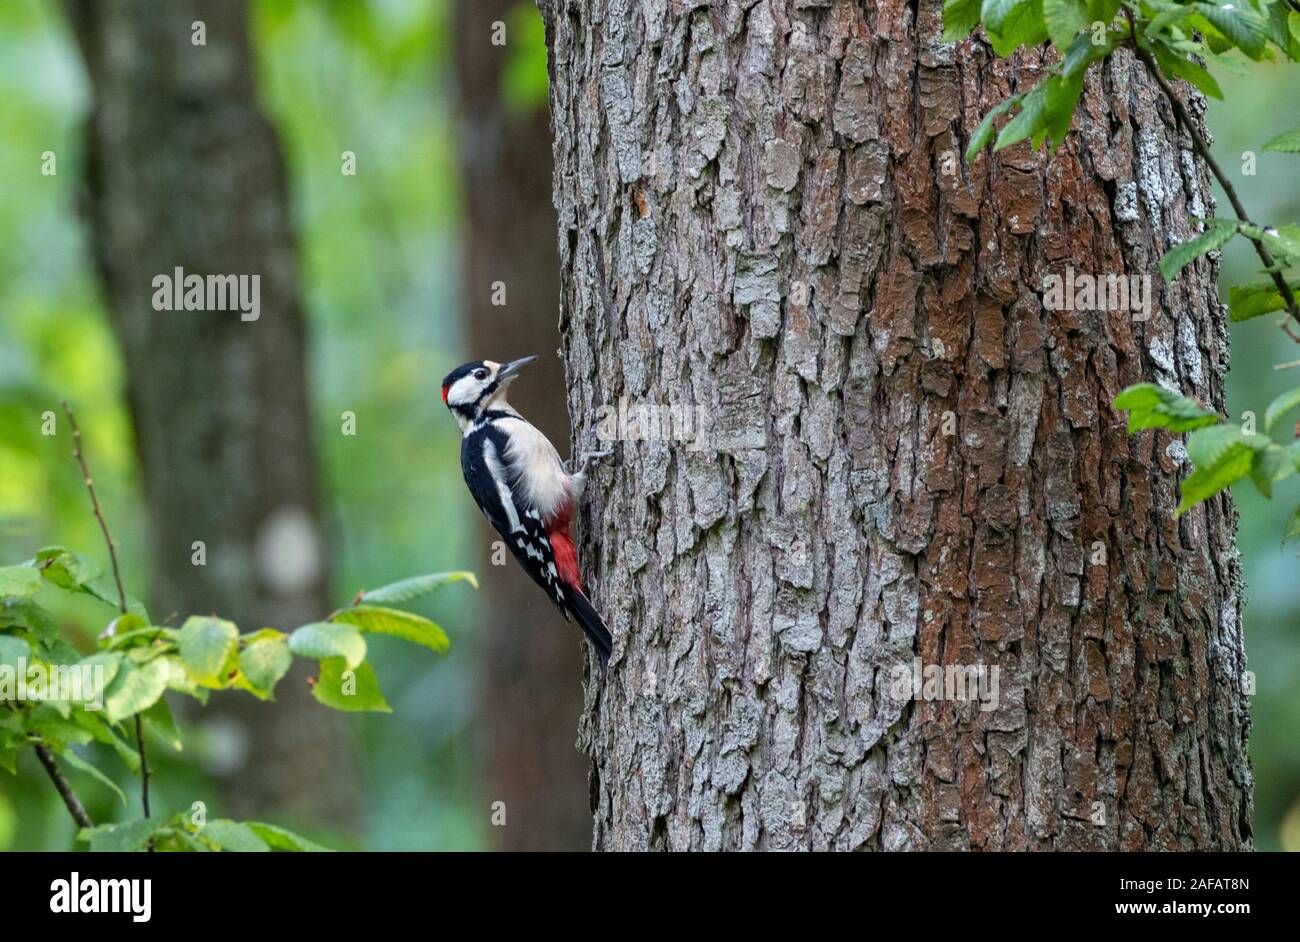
[0,0,1296,849]
[1213,65,1300,851]
[0,0,518,851]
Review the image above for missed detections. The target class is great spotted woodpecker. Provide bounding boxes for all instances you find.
[441,356,612,667]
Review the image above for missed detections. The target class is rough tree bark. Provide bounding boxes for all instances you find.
[454,0,590,851]
[538,0,1252,850]
[66,0,356,827]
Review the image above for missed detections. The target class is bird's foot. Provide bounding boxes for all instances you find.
[569,446,613,476]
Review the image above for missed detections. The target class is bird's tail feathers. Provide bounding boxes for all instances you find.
[569,588,612,668]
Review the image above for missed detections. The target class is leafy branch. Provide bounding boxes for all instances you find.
[0,403,476,851]
[1127,22,1300,326]
[61,400,152,823]
[946,0,1300,537]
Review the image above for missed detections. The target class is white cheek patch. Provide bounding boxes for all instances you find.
[448,375,481,406]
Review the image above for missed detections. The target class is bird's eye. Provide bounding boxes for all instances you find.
[474,369,489,380]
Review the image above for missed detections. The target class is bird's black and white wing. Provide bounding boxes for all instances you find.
[461,423,569,609]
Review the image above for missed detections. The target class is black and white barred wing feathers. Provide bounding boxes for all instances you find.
[461,425,568,608]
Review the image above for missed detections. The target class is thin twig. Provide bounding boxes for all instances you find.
[60,400,151,822]
[1130,40,1300,330]
[33,743,94,830]
[61,401,128,614]
[133,714,151,819]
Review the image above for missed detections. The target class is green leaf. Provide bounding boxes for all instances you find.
[103,612,147,644]
[153,827,211,853]
[1192,3,1268,59]
[1241,222,1300,262]
[982,0,1022,32]
[0,596,57,637]
[1227,279,1300,321]
[1060,29,1115,79]
[0,566,43,599]
[1276,4,1300,60]
[82,576,146,619]
[1149,5,1195,35]
[1284,504,1300,542]
[1185,423,1267,467]
[25,704,91,749]
[1084,0,1121,24]
[289,622,366,669]
[984,0,1050,56]
[995,81,1049,151]
[61,749,128,807]
[943,0,983,41]
[75,652,123,707]
[1264,386,1300,433]
[1177,438,1258,514]
[34,547,99,590]
[332,605,451,655]
[156,654,208,703]
[103,657,169,723]
[106,626,176,653]
[1159,220,1238,281]
[312,658,392,713]
[1113,383,1220,433]
[1250,444,1295,497]
[245,821,332,852]
[359,571,477,606]
[991,67,1086,154]
[238,638,292,699]
[142,696,183,751]
[1263,129,1300,153]
[70,707,140,771]
[78,817,164,852]
[27,548,149,618]
[177,616,239,686]
[1039,72,1085,151]
[965,94,1024,161]
[1152,43,1225,99]
[199,819,270,852]
[1261,0,1297,55]
[1043,0,1087,48]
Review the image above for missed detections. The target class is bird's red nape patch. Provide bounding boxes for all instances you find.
[440,384,449,405]
[549,528,582,592]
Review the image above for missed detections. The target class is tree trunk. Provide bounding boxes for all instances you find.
[539,0,1252,850]
[65,0,356,828]
[453,0,591,851]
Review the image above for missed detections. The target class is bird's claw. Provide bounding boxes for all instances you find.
[570,446,613,475]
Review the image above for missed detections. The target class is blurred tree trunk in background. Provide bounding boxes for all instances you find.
[539,0,1252,849]
[65,0,356,829]
[454,0,591,851]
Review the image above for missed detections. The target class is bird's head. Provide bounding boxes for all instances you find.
[441,355,537,429]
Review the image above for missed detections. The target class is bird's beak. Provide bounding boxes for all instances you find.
[496,355,538,384]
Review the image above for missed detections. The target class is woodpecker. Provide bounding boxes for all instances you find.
[441,355,612,667]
